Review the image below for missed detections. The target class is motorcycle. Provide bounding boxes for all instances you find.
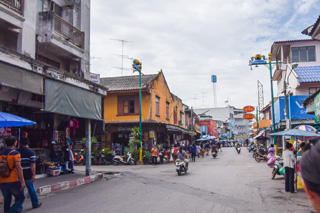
[74,152,85,165]
[175,159,188,176]
[212,150,217,159]
[272,157,284,179]
[111,152,135,165]
[236,147,241,154]
[255,153,268,162]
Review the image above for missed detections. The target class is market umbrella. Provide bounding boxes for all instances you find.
[0,112,36,127]
[294,125,317,133]
[269,129,320,137]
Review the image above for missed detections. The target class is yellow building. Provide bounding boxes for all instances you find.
[100,71,192,152]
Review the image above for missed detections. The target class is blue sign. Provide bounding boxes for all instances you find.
[272,95,314,124]
[200,126,208,135]
[211,75,217,83]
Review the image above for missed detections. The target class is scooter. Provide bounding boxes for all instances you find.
[255,153,268,162]
[236,147,241,154]
[74,152,85,165]
[175,159,188,176]
[212,150,217,159]
[111,152,135,165]
[272,157,284,179]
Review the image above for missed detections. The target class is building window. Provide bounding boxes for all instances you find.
[166,102,169,120]
[174,111,177,124]
[292,46,315,62]
[156,96,160,116]
[118,95,138,115]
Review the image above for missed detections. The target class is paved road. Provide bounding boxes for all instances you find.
[22,147,314,213]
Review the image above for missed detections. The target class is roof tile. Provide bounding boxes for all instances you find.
[294,66,320,83]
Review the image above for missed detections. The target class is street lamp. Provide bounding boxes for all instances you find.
[249,53,281,155]
[132,59,143,162]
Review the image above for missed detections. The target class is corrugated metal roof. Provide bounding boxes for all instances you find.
[294,66,320,83]
[273,39,314,44]
[301,15,320,36]
[100,74,158,91]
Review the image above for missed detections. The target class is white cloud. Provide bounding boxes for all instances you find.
[91,0,320,109]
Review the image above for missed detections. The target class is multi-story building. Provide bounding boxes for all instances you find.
[0,0,106,173]
[100,71,194,152]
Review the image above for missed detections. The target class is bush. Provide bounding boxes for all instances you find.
[132,149,141,161]
[143,151,152,159]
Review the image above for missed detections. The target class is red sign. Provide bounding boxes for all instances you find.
[0,127,12,137]
[243,105,255,112]
[243,113,255,120]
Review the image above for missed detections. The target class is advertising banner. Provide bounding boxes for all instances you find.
[315,93,320,124]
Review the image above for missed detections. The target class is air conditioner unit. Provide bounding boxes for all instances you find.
[179,120,183,125]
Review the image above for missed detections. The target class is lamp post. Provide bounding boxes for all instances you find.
[132,59,143,162]
[249,53,280,155]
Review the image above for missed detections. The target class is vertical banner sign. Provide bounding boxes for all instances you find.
[315,93,320,124]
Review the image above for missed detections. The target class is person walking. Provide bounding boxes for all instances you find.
[151,144,159,166]
[190,144,196,162]
[196,144,201,158]
[283,142,295,193]
[0,136,25,213]
[17,138,42,211]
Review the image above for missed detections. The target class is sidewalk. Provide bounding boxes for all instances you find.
[0,169,103,205]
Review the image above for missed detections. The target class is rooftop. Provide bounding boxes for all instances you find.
[294,66,320,83]
[100,74,158,91]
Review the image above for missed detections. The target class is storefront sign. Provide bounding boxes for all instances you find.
[315,93,320,124]
[243,113,255,120]
[118,127,133,132]
[149,130,155,138]
[0,127,11,136]
[243,106,255,112]
[235,135,248,139]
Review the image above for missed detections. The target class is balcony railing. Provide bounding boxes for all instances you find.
[53,14,84,48]
[0,0,23,14]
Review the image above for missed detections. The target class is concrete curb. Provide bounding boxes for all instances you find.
[0,173,103,205]
[37,173,103,196]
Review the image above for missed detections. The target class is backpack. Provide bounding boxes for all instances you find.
[0,150,15,177]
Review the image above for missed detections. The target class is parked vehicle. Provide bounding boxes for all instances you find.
[74,151,85,165]
[111,152,135,165]
[175,159,188,176]
[255,153,268,162]
[272,157,284,179]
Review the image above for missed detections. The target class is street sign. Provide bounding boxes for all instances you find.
[243,113,255,120]
[243,105,255,112]
[315,93,320,124]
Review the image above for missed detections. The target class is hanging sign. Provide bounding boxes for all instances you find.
[0,127,12,137]
[243,106,255,112]
[243,113,255,120]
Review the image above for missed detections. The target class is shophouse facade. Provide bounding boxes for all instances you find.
[0,0,106,175]
[100,71,194,153]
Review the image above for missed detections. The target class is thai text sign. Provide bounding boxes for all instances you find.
[315,93,320,124]
[0,127,12,136]
[243,106,255,112]
[243,113,255,120]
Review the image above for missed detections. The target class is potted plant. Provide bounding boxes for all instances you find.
[143,151,152,165]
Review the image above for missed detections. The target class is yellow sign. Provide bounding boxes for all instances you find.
[235,136,248,139]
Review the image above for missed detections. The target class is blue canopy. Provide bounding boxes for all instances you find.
[0,112,36,127]
[196,135,216,141]
[269,129,320,137]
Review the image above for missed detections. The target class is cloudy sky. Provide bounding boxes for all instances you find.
[90,0,320,109]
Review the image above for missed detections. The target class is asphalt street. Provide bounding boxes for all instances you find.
[22,147,314,213]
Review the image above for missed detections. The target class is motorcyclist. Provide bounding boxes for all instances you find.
[177,147,189,168]
[211,142,217,153]
[205,142,210,155]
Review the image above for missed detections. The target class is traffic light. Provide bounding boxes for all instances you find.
[132,59,142,72]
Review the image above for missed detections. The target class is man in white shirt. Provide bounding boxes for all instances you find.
[283,142,295,193]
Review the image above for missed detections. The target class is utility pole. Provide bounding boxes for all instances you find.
[110,38,132,76]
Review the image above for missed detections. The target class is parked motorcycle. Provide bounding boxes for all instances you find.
[74,151,85,165]
[111,152,135,165]
[272,157,284,179]
[175,159,188,176]
[255,153,268,162]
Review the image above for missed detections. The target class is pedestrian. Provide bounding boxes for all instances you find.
[0,136,25,213]
[17,138,42,211]
[158,145,164,164]
[190,144,196,162]
[196,144,201,158]
[151,144,158,166]
[300,142,320,213]
[283,142,295,193]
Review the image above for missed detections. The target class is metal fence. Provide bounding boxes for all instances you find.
[0,0,23,13]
